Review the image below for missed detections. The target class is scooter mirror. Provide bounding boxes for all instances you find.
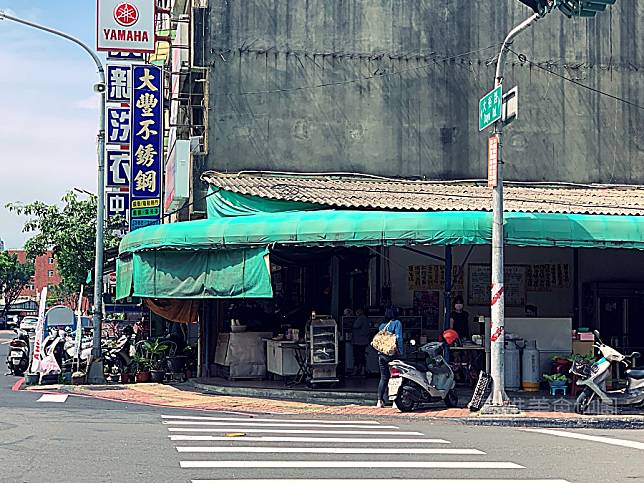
[593,330,601,340]
[410,339,417,346]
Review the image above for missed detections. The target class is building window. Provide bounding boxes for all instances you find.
[48,257,54,264]
[48,270,54,277]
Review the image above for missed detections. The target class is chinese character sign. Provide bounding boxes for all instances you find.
[107,107,131,145]
[106,149,130,187]
[107,64,131,103]
[107,192,130,220]
[131,65,162,199]
[108,51,144,62]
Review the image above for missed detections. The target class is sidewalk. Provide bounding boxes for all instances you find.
[24,381,644,428]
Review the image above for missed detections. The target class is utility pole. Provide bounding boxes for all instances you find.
[0,11,107,383]
[484,13,540,412]
[480,0,620,412]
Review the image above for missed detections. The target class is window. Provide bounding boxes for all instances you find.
[47,270,54,278]
[48,257,54,264]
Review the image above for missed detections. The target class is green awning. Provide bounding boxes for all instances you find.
[116,247,273,300]
[119,210,644,254]
[119,210,491,253]
[117,210,644,300]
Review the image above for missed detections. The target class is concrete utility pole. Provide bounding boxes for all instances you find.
[0,11,107,382]
[484,13,540,412]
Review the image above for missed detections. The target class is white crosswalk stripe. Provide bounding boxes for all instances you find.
[161,413,571,483]
[37,394,68,403]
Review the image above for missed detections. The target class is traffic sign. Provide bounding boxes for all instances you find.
[488,134,499,188]
[479,85,502,131]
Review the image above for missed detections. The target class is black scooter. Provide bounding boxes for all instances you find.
[6,328,30,376]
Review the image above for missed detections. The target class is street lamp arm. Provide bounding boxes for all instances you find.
[495,13,540,86]
[0,11,105,81]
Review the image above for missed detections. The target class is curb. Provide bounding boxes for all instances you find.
[450,415,644,429]
[186,381,375,406]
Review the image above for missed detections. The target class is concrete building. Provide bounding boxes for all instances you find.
[195,1,642,188]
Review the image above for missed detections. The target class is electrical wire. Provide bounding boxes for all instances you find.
[509,48,644,111]
[207,43,503,97]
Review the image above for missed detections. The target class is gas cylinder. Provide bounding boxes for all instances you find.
[504,338,521,391]
[522,339,540,391]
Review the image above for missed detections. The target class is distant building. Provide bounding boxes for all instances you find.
[7,250,62,300]
[0,238,5,251]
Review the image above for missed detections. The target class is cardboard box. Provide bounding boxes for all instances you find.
[572,340,594,357]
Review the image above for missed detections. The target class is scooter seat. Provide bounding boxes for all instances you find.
[626,368,644,380]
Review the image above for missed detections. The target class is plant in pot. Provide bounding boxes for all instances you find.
[543,373,569,394]
[132,355,152,383]
[143,340,170,383]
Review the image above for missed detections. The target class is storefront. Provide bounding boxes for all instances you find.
[115,173,644,390]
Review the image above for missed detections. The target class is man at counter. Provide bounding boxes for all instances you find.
[351,308,371,376]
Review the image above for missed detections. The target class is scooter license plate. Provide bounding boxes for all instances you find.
[10,351,22,358]
[388,377,402,400]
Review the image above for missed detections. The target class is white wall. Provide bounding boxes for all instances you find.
[387,245,575,333]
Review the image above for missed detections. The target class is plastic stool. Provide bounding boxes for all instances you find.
[550,385,567,397]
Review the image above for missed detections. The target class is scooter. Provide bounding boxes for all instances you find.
[571,330,644,414]
[388,340,458,412]
[6,328,30,376]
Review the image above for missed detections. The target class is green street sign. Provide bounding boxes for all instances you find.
[479,85,503,131]
[131,206,160,218]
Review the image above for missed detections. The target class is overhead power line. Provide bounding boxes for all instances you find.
[509,48,644,111]
[209,43,503,97]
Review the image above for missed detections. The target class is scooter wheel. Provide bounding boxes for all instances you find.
[444,389,459,408]
[574,388,593,415]
[394,389,416,412]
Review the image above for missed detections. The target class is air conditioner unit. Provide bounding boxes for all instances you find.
[190,135,205,155]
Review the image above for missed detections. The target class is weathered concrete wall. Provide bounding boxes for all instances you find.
[204,0,643,183]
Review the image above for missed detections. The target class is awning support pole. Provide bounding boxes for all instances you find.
[443,245,452,362]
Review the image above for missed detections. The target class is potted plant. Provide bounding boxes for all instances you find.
[543,373,568,395]
[132,355,152,383]
[143,340,170,383]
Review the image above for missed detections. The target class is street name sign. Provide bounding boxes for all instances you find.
[479,85,502,131]
[97,0,156,53]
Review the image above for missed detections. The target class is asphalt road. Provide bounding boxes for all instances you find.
[1,329,643,483]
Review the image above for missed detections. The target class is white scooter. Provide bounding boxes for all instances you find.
[388,340,458,412]
[571,330,644,414]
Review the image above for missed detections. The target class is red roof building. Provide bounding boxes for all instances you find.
[7,250,62,299]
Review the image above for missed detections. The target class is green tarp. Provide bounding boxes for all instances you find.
[116,247,273,300]
[116,208,644,300]
[207,187,322,218]
[119,210,644,254]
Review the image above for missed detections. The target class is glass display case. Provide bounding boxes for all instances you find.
[309,318,339,384]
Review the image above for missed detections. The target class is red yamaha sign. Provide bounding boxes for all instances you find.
[97,0,155,53]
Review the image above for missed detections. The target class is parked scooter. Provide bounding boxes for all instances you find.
[103,326,134,375]
[388,339,458,412]
[5,328,30,376]
[571,330,644,414]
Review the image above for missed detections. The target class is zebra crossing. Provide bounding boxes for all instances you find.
[161,413,571,483]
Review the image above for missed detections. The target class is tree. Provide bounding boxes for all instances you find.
[7,191,125,298]
[0,252,34,316]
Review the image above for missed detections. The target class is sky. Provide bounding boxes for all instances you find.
[0,1,102,249]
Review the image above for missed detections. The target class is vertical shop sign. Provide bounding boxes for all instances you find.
[130,64,162,230]
[106,64,132,103]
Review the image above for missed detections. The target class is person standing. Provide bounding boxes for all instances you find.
[450,295,470,340]
[376,307,403,408]
[351,308,371,376]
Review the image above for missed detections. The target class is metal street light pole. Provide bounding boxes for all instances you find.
[0,11,107,381]
[484,12,540,412]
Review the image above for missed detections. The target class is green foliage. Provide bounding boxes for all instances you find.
[0,252,34,314]
[7,191,125,297]
[131,354,151,373]
[543,373,568,383]
[142,340,170,370]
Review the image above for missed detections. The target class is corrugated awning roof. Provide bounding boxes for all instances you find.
[202,171,644,216]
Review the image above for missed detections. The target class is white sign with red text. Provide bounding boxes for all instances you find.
[30,287,48,373]
[97,0,156,53]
